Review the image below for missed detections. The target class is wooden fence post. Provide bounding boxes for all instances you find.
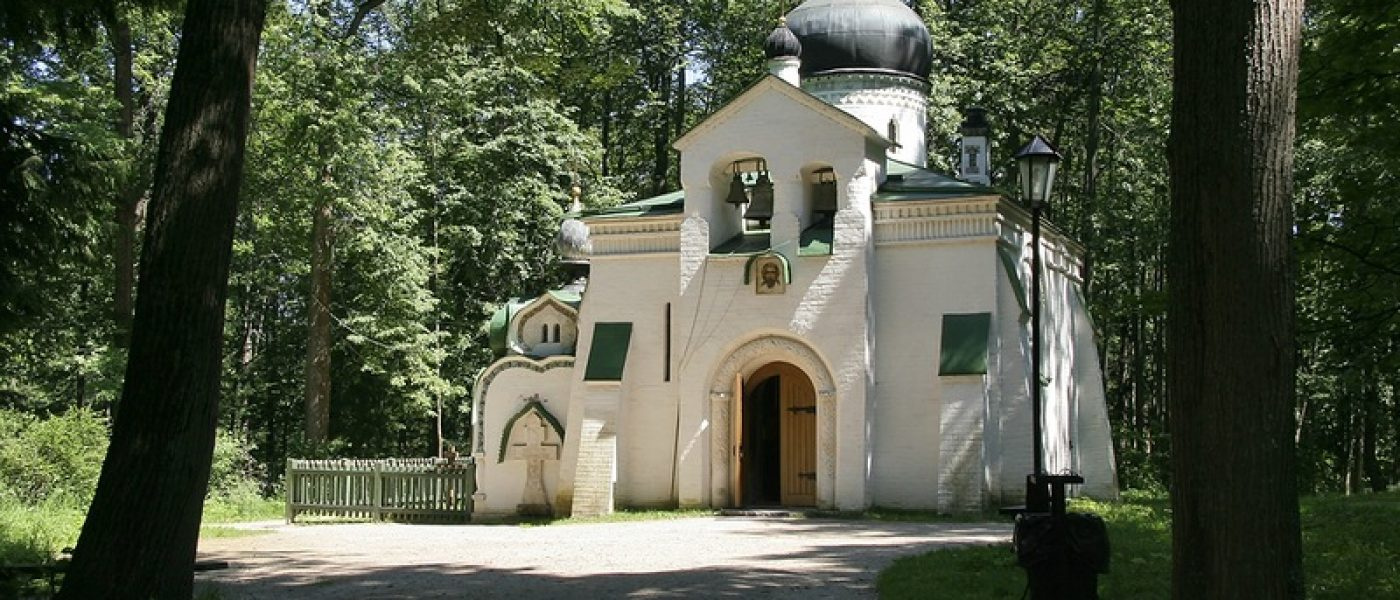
[372,461,383,522]
[284,458,295,523]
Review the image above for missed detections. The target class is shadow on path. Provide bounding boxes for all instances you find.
[195,519,1012,599]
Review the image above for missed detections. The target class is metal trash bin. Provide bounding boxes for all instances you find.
[1014,512,1110,599]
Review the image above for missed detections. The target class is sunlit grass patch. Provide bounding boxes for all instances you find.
[878,490,1400,599]
[0,496,84,565]
[198,526,275,539]
[201,491,285,524]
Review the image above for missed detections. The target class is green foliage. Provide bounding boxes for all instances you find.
[208,429,264,500]
[1,7,177,417]
[1292,0,1400,494]
[1,44,120,331]
[0,494,86,564]
[201,494,285,524]
[0,409,107,506]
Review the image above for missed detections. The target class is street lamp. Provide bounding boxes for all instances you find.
[1012,136,1108,600]
[1014,135,1061,513]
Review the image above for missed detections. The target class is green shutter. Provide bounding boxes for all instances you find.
[584,323,633,381]
[940,313,991,376]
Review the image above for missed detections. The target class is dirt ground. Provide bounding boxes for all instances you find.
[194,517,1011,599]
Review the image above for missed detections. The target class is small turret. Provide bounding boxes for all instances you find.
[959,107,991,185]
[555,183,590,294]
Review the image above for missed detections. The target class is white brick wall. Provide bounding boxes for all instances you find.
[478,81,1119,517]
[871,240,996,509]
[471,360,572,518]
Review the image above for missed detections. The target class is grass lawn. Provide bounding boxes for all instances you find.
[2,494,283,597]
[0,493,284,566]
[878,490,1400,599]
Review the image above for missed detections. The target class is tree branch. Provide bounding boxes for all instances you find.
[343,0,386,39]
[1312,235,1400,278]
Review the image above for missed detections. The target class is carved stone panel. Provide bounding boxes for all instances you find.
[500,399,564,516]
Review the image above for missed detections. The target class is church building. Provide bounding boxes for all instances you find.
[470,0,1118,518]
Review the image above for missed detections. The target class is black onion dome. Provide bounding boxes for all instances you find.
[763,17,802,59]
[785,0,932,80]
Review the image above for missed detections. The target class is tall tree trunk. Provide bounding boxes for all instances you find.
[673,57,687,140]
[1166,0,1304,597]
[302,5,380,445]
[600,90,613,178]
[107,12,141,350]
[1392,379,1400,485]
[1077,0,1105,293]
[57,0,266,597]
[305,190,332,443]
[1362,374,1383,492]
[1343,385,1361,494]
[650,63,674,196]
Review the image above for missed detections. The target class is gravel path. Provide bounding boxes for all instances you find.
[195,517,1011,599]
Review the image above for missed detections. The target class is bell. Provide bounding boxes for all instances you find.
[813,180,837,213]
[725,172,749,206]
[744,171,774,222]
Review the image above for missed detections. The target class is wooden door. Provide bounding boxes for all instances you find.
[730,372,743,507]
[778,366,817,506]
[744,363,816,507]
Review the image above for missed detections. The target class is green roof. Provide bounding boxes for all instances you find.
[711,232,772,255]
[577,190,684,220]
[875,159,997,202]
[584,322,633,381]
[798,223,834,256]
[939,313,992,376]
[547,289,582,309]
[488,298,532,357]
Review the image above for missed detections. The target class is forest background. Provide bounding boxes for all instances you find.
[2,0,1396,523]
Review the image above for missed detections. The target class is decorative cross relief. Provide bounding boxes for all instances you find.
[501,399,564,516]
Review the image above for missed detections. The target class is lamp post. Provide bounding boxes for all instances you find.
[1011,136,1108,600]
[1014,135,1061,512]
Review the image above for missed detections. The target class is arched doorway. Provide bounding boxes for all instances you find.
[735,362,817,507]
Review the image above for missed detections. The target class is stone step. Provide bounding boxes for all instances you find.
[717,508,802,518]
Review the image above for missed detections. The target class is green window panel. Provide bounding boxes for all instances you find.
[584,322,633,381]
[940,313,992,376]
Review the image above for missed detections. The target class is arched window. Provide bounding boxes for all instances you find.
[552,324,561,343]
[541,324,549,343]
